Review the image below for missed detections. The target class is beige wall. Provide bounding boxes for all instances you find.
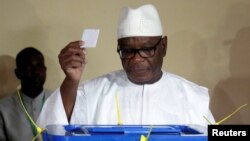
[0,0,249,124]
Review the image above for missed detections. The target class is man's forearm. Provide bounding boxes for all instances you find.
[60,77,79,122]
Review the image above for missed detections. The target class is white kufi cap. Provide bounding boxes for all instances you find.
[117,4,163,39]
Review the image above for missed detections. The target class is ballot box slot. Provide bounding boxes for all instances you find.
[62,125,203,136]
[44,125,207,141]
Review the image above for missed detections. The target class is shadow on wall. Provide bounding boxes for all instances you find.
[0,55,20,98]
[211,27,250,124]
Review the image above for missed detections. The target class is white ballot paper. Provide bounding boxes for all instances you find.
[81,29,100,48]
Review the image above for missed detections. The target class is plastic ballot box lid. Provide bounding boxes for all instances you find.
[43,125,208,141]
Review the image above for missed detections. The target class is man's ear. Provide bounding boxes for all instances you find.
[161,36,168,57]
[15,68,21,79]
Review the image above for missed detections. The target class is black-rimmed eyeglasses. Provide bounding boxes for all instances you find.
[117,38,162,59]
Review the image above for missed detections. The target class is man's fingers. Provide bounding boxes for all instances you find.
[59,41,87,68]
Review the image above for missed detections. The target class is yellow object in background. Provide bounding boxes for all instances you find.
[204,104,247,125]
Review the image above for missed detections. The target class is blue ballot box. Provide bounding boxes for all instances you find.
[43,125,208,141]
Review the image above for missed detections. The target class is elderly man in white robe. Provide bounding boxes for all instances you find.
[37,4,215,128]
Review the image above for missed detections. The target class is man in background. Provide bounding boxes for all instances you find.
[0,47,51,141]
